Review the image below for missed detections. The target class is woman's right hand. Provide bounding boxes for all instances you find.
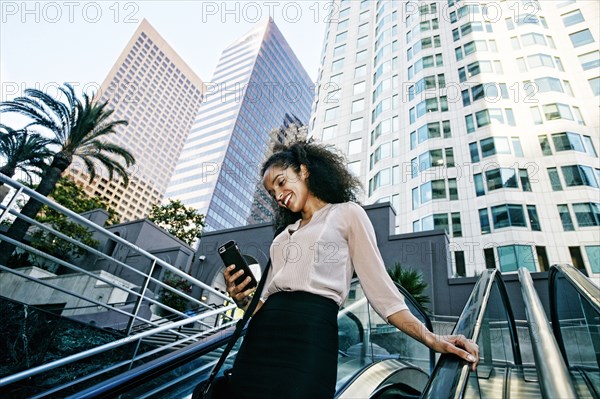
[224,265,255,308]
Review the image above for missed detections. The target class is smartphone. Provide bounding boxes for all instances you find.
[218,240,258,289]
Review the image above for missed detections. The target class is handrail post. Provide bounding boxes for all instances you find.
[126,259,157,335]
[518,268,577,399]
[0,186,23,225]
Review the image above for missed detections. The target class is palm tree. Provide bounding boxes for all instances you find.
[387,262,430,312]
[0,124,52,187]
[0,83,135,266]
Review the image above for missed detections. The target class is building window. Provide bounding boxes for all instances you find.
[451,212,462,237]
[498,245,535,272]
[527,205,541,231]
[589,77,600,96]
[548,168,563,191]
[348,161,361,177]
[561,165,598,188]
[465,114,475,133]
[519,169,532,191]
[552,132,585,152]
[578,51,600,71]
[324,107,338,122]
[484,248,496,269]
[572,203,600,227]
[538,135,552,155]
[356,49,367,62]
[469,142,480,162]
[322,125,337,140]
[585,246,600,273]
[491,204,526,229]
[455,251,466,277]
[521,32,547,47]
[333,44,346,57]
[348,138,363,155]
[336,31,348,43]
[479,208,491,234]
[355,65,366,78]
[536,246,550,272]
[353,81,366,95]
[351,99,365,113]
[530,106,543,125]
[583,136,598,157]
[421,213,449,234]
[419,179,447,204]
[569,29,595,48]
[350,118,364,134]
[474,174,485,196]
[480,137,511,158]
[332,58,345,72]
[558,204,575,231]
[569,247,586,271]
[485,168,518,191]
[542,103,574,121]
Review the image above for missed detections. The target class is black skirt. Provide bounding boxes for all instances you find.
[229,291,339,399]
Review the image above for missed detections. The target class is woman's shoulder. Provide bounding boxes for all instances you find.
[331,201,366,217]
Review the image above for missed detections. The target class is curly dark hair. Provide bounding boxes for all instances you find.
[261,139,362,230]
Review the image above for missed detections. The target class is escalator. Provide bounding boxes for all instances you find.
[550,264,600,399]
[70,279,435,399]
[52,266,600,398]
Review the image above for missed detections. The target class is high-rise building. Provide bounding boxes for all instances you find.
[310,0,599,277]
[68,19,205,222]
[165,18,314,232]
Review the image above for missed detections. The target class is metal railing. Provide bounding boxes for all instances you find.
[0,174,237,395]
[518,267,578,399]
[420,269,522,399]
[63,278,437,399]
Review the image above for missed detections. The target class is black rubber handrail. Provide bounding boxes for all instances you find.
[420,269,522,399]
[549,264,600,368]
[66,325,238,399]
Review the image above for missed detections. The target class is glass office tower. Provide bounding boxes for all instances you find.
[310,0,599,277]
[165,19,313,231]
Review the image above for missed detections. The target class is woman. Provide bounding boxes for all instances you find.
[224,140,479,399]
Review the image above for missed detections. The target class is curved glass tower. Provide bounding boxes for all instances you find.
[310,0,599,277]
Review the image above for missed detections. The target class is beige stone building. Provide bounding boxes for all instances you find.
[68,19,205,222]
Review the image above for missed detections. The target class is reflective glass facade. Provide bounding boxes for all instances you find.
[165,19,313,231]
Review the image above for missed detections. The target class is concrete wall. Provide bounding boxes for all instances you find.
[191,202,551,319]
[0,266,134,317]
[92,218,195,289]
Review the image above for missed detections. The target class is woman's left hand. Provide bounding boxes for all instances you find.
[428,334,479,371]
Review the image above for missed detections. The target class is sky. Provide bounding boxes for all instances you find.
[0,0,330,120]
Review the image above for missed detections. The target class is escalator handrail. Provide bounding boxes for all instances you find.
[519,268,578,399]
[65,325,239,399]
[420,269,522,399]
[549,263,600,368]
[549,264,600,313]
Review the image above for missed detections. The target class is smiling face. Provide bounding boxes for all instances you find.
[262,164,311,213]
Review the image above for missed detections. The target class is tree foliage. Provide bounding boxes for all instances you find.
[0,124,52,185]
[0,83,134,266]
[158,272,193,313]
[15,177,120,271]
[43,177,120,225]
[387,262,430,313]
[148,199,204,246]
